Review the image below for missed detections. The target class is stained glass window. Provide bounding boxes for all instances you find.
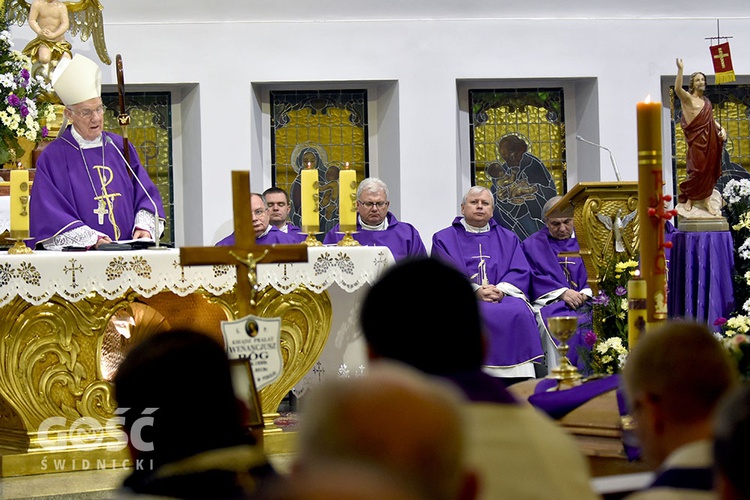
[271,90,369,235]
[469,88,566,241]
[102,92,174,245]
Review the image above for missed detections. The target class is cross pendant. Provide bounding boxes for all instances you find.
[94,199,108,225]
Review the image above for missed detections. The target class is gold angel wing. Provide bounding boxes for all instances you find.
[66,0,110,64]
[5,0,32,27]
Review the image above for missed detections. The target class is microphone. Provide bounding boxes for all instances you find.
[576,134,622,182]
[105,135,166,250]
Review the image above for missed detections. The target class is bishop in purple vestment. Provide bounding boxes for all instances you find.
[323,178,427,261]
[30,55,164,250]
[522,198,592,370]
[431,186,544,378]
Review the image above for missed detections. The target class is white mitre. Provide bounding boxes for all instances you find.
[51,54,102,106]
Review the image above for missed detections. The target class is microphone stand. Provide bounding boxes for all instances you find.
[106,136,167,250]
[576,134,622,182]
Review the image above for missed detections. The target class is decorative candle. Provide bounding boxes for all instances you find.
[300,162,319,231]
[339,162,357,229]
[627,273,647,349]
[10,168,30,237]
[636,96,668,326]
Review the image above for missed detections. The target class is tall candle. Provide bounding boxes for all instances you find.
[636,96,668,326]
[10,169,30,238]
[627,276,647,349]
[339,162,357,229]
[301,163,319,231]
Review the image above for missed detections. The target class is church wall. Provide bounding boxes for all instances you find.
[10,5,749,248]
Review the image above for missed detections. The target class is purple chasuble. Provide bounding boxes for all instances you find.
[283,223,307,243]
[324,212,427,261]
[522,227,591,369]
[216,225,298,247]
[30,128,164,248]
[431,217,543,368]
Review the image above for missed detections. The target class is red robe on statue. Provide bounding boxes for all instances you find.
[678,96,724,203]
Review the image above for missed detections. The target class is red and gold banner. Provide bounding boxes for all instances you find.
[710,42,736,84]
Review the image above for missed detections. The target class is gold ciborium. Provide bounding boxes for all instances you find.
[547,315,582,384]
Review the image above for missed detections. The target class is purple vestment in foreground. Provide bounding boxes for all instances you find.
[30,128,164,248]
[216,225,297,246]
[431,217,543,369]
[522,227,591,369]
[324,212,427,261]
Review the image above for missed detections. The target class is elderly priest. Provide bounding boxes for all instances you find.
[522,195,592,371]
[431,186,544,383]
[30,54,165,250]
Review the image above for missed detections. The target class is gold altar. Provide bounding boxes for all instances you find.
[0,247,393,477]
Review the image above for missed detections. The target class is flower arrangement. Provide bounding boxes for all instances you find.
[0,26,55,165]
[714,178,750,380]
[714,316,750,380]
[578,257,639,375]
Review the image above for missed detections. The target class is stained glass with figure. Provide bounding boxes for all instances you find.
[271,90,368,236]
[102,92,174,245]
[469,88,566,241]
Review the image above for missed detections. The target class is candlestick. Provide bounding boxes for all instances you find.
[636,96,668,326]
[10,168,30,238]
[628,276,647,349]
[300,163,319,232]
[339,162,357,230]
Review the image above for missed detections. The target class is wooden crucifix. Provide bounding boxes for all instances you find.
[180,171,308,317]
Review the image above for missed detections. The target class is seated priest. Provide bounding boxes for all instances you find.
[263,186,306,243]
[522,196,592,371]
[30,54,165,250]
[216,192,298,246]
[323,177,427,261]
[431,186,545,384]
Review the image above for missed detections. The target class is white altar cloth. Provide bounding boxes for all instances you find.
[0,245,394,392]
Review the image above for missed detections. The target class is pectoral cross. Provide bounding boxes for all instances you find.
[471,244,490,286]
[93,199,108,225]
[558,251,580,289]
[180,171,309,317]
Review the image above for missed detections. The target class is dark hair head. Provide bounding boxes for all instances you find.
[113,329,246,466]
[263,186,290,202]
[360,257,484,374]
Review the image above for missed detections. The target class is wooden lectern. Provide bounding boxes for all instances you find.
[550,182,640,294]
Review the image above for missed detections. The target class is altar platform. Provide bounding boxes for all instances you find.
[0,245,393,477]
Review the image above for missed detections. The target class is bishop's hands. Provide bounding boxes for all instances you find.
[561,289,588,310]
[477,284,504,303]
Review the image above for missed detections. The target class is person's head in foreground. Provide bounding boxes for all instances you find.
[622,320,737,469]
[360,256,485,376]
[294,362,478,500]
[714,382,750,500]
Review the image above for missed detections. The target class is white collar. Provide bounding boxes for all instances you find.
[461,218,490,233]
[70,127,103,149]
[359,215,389,231]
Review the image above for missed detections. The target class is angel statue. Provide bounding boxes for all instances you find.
[597,208,638,256]
[6,0,110,81]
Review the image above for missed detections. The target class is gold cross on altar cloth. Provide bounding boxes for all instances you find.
[179,171,308,317]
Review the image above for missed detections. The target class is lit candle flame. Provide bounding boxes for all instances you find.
[644,95,652,104]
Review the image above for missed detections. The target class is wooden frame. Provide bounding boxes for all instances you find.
[229,358,264,429]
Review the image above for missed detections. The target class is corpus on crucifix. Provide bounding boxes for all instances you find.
[180,171,308,317]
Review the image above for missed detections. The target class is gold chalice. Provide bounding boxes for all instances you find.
[547,315,582,384]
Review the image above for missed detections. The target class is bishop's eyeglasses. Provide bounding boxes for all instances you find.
[358,201,388,209]
[252,208,268,217]
[69,105,105,118]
